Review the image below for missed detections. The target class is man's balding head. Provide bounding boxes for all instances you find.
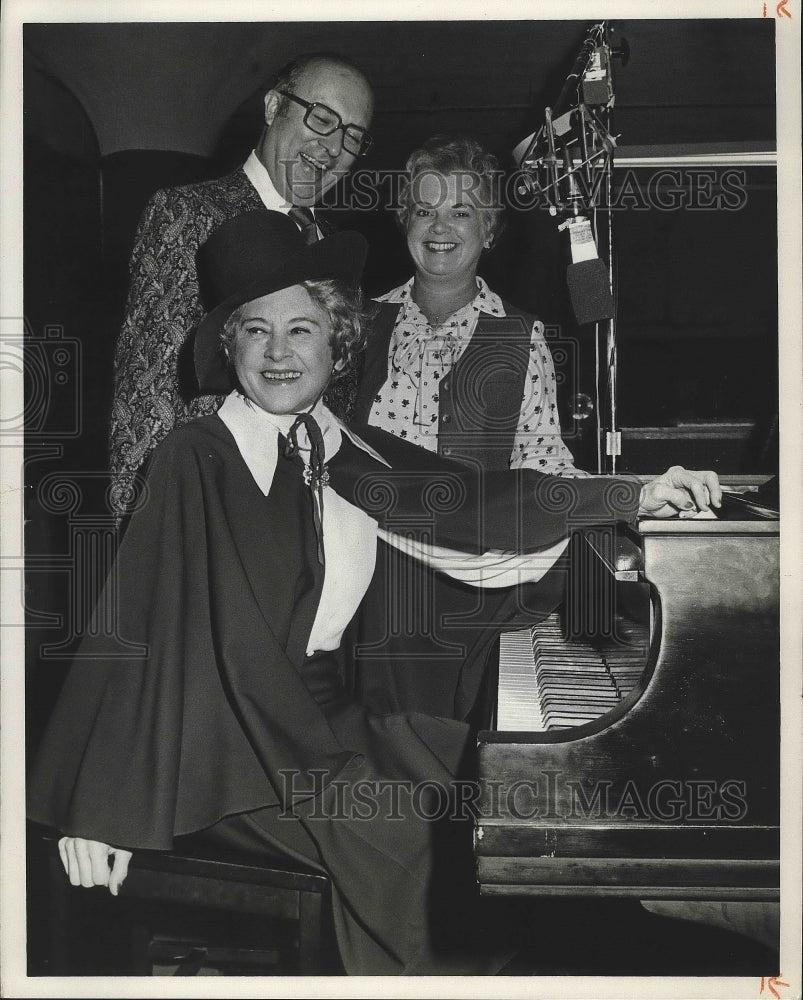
[257,53,374,207]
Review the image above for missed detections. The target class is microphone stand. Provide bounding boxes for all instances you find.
[515,22,626,474]
[585,93,619,475]
[554,22,608,119]
[602,141,619,475]
[583,29,621,475]
[517,22,607,169]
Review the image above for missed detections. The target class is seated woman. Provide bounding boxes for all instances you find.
[27,211,720,976]
[351,133,583,475]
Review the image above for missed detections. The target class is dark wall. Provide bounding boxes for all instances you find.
[22,20,779,748]
[22,19,779,479]
[24,89,104,755]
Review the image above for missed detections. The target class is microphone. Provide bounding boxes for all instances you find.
[512,20,626,194]
[580,35,614,107]
[559,215,614,326]
[511,21,622,326]
[550,112,613,327]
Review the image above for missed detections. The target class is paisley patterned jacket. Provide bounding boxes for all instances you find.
[109,168,265,519]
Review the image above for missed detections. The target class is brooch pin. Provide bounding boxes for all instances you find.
[304,464,330,490]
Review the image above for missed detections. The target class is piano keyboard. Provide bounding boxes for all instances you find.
[496,628,547,731]
[495,612,648,732]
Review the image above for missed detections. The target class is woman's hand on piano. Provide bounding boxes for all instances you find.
[58,836,132,896]
[638,466,722,519]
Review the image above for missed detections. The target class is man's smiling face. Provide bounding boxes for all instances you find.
[258,59,374,207]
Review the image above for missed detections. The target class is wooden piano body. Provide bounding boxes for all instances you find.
[475,498,780,903]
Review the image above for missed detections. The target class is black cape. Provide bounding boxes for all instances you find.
[28,414,639,846]
[27,415,639,972]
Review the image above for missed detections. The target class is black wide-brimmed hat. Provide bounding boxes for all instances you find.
[194,210,368,394]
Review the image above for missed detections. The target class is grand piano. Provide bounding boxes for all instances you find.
[475,483,780,907]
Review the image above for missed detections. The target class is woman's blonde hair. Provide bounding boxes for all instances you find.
[395,134,506,247]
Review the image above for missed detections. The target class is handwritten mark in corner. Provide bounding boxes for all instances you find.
[759,975,790,999]
[763,0,793,15]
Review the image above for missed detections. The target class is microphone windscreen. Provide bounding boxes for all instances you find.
[566,258,614,325]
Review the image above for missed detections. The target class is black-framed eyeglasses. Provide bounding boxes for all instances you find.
[279,91,373,157]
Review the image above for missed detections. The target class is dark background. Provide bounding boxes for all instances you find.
[20,16,780,978]
[22,15,779,793]
[23,18,778,483]
[22,13,779,768]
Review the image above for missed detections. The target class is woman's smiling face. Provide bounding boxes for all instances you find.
[405,171,489,283]
[232,284,338,414]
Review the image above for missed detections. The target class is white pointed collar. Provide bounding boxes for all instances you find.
[218,391,389,497]
[242,150,293,212]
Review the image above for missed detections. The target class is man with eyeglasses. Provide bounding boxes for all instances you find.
[109,52,374,521]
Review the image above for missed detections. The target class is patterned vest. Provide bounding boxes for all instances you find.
[353,300,536,471]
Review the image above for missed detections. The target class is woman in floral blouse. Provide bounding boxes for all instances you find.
[351,134,583,476]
